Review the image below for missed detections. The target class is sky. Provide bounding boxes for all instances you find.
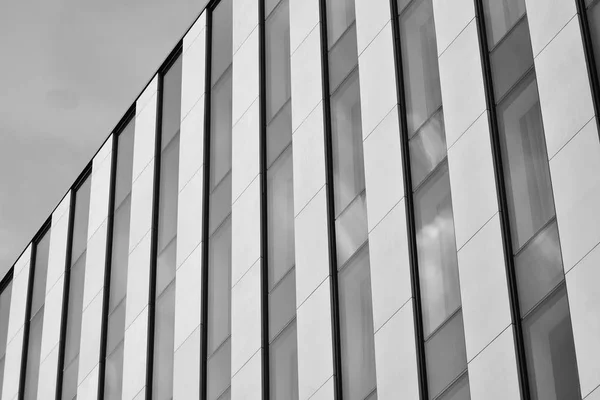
[0,0,208,276]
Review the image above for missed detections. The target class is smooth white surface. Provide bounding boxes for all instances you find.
[432,0,475,56]
[355,0,391,55]
[132,95,158,183]
[87,147,113,241]
[6,257,30,344]
[125,231,152,329]
[290,0,320,55]
[1,327,24,400]
[181,27,206,121]
[232,29,260,127]
[77,290,103,386]
[173,326,201,400]
[524,0,576,56]
[231,348,262,399]
[232,100,260,204]
[82,221,108,310]
[231,178,261,286]
[122,307,149,400]
[176,168,204,269]
[128,162,155,254]
[37,345,60,400]
[233,0,258,55]
[39,274,64,362]
[77,365,99,400]
[174,244,202,350]
[179,97,206,191]
[46,206,70,295]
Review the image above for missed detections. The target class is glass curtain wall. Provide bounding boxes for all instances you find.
[206,0,233,398]
[152,53,183,400]
[480,1,580,399]
[396,1,470,399]
[264,0,299,398]
[103,117,135,399]
[324,0,377,398]
[23,228,50,400]
[61,175,92,400]
[0,276,13,396]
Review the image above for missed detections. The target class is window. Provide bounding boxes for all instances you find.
[480,1,580,398]
[265,0,299,397]
[152,53,182,400]
[586,0,600,84]
[206,0,233,397]
[103,116,135,399]
[0,275,13,396]
[62,175,92,400]
[23,228,50,400]
[324,0,377,397]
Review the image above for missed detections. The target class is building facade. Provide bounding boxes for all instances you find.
[2,0,600,399]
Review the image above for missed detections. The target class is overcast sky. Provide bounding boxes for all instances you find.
[0,0,208,276]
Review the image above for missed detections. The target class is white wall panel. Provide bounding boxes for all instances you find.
[173,327,201,400]
[176,169,204,269]
[355,0,391,55]
[524,0,576,56]
[77,365,99,400]
[290,0,320,55]
[567,243,600,398]
[183,13,207,53]
[81,221,107,311]
[128,162,155,254]
[231,179,261,286]
[46,197,71,295]
[87,139,113,241]
[174,245,202,351]
[535,17,594,160]
[132,87,158,183]
[124,231,152,330]
[37,345,60,400]
[179,98,206,191]
[233,0,259,55]
[231,100,260,204]
[231,348,262,399]
[232,30,259,127]
[122,308,149,400]
[181,19,206,121]
[39,274,64,363]
[77,291,103,389]
[432,0,475,56]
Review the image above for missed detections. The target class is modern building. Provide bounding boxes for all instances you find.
[2,0,600,399]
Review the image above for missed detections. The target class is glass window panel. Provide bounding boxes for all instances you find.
[31,230,51,316]
[104,341,124,400]
[211,0,233,86]
[331,71,365,214]
[588,2,600,84]
[335,192,368,268]
[425,311,468,400]
[24,309,44,400]
[156,237,177,299]
[399,0,442,136]
[266,0,282,18]
[267,147,295,287]
[157,136,180,261]
[209,172,232,236]
[326,0,356,46]
[71,177,91,265]
[328,23,358,93]
[515,221,564,317]
[153,282,175,400]
[218,389,231,400]
[339,247,377,400]
[497,73,554,250]
[114,119,135,208]
[161,56,182,150]
[267,101,292,167]
[270,322,299,400]
[269,269,296,341]
[109,197,131,313]
[61,356,78,400]
[266,0,291,122]
[207,219,232,355]
[106,299,126,356]
[490,18,534,102]
[438,374,470,400]
[207,338,231,400]
[523,285,580,400]
[210,70,233,190]
[482,0,526,48]
[409,110,446,189]
[397,0,411,15]
[64,252,86,370]
[414,163,460,336]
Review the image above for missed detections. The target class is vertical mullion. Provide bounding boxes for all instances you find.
[576,0,600,137]
[200,6,213,399]
[388,1,428,399]
[317,0,343,398]
[472,1,531,398]
[258,1,270,399]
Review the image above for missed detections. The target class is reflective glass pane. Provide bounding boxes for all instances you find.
[270,322,299,400]
[269,269,296,341]
[209,172,232,236]
[153,282,175,400]
[328,23,358,93]
[266,0,291,122]
[161,56,182,151]
[207,219,232,355]
[339,247,377,400]
[523,286,580,400]
[267,147,295,287]
[515,221,564,317]
[61,356,78,400]
[207,339,231,400]
[24,309,44,400]
[414,163,460,336]
[31,230,50,318]
[335,192,368,268]
[397,0,411,14]
[409,110,446,189]
[588,2,600,85]
[157,136,179,268]
[425,311,468,400]
[326,0,356,46]
[114,118,135,208]
[71,176,91,265]
[211,0,233,86]
[438,374,470,400]
[266,0,282,18]
[109,197,131,313]
[331,71,364,214]
[490,18,534,102]
[267,101,292,167]
[497,73,554,250]
[399,0,442,136]
[64,252,86,370]
[104,342,124,400]
[106,299,126,356]
[210,70,233,190]
[482,0,526,48]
